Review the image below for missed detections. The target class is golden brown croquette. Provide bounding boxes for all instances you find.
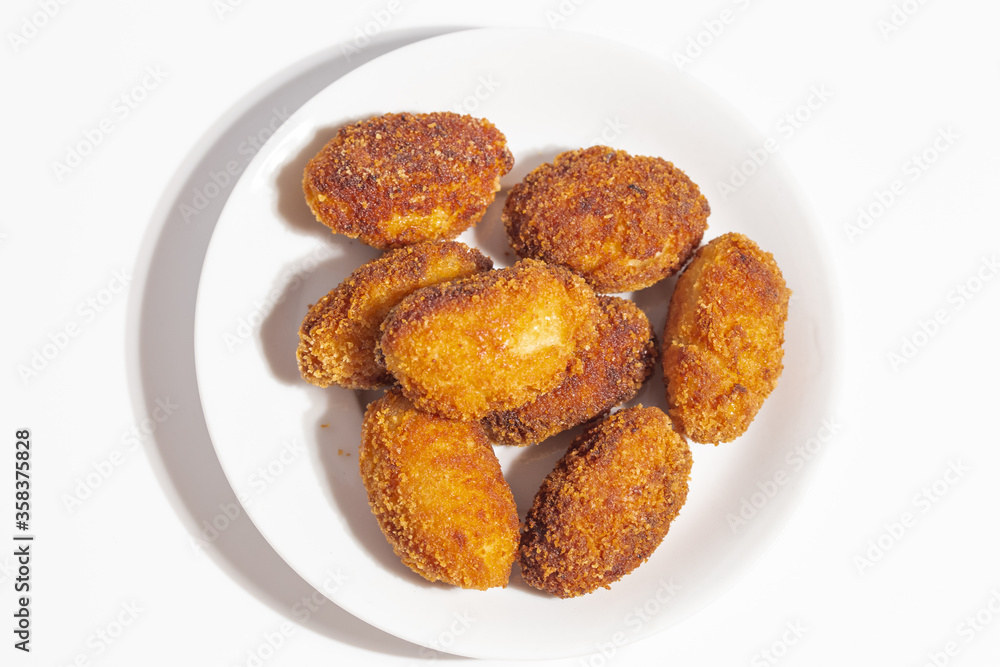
[359,389,519,590]
[502,146,709,293]
[304,112,514,249]
[518,406,692,598]
[662,232,791,444]
[377,259,602,421]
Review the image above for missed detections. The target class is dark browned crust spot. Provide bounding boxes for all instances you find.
[359,389,519,590]
[518,406,692,598]
[483,296,657,446]
[296,241,492,389]
[502,146,709,293]
[303,112,514,249]
[662,232,791,444]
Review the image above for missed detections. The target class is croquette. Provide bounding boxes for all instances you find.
[359,389,519,590]
[303,112,514,249]
[378,259,602,421]
[296,241,492,389]
[519,406,693,598]
[483,296,657,446]
[662,232,791,444]
[502,146,709,293]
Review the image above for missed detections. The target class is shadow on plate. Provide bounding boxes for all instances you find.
[127,27,472,660]
[258,251,379,386]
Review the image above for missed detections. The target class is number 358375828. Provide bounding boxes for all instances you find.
[15,429,30,527]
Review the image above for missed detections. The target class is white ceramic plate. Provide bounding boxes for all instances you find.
[194,28,841,660]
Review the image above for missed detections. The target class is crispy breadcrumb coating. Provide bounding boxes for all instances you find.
[519,406,692,598]
[502,146,709,293]
[303,112,514,249]
[359,389,519,590]
[378,259,602,421]
[483,296,656,446]
[662,232,791,444]
[297,241,492,389]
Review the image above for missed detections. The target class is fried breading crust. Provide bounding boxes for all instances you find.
[519,406,692,598]
[482,296,657,446]
[359,389,519,590]
[502,146,709,293]
[297,241,492,389]
[378,259,602,421]
[303,112,514,249]
[662,232,791,444]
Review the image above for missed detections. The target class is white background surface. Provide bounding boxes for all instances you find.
[2,1,998,666]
